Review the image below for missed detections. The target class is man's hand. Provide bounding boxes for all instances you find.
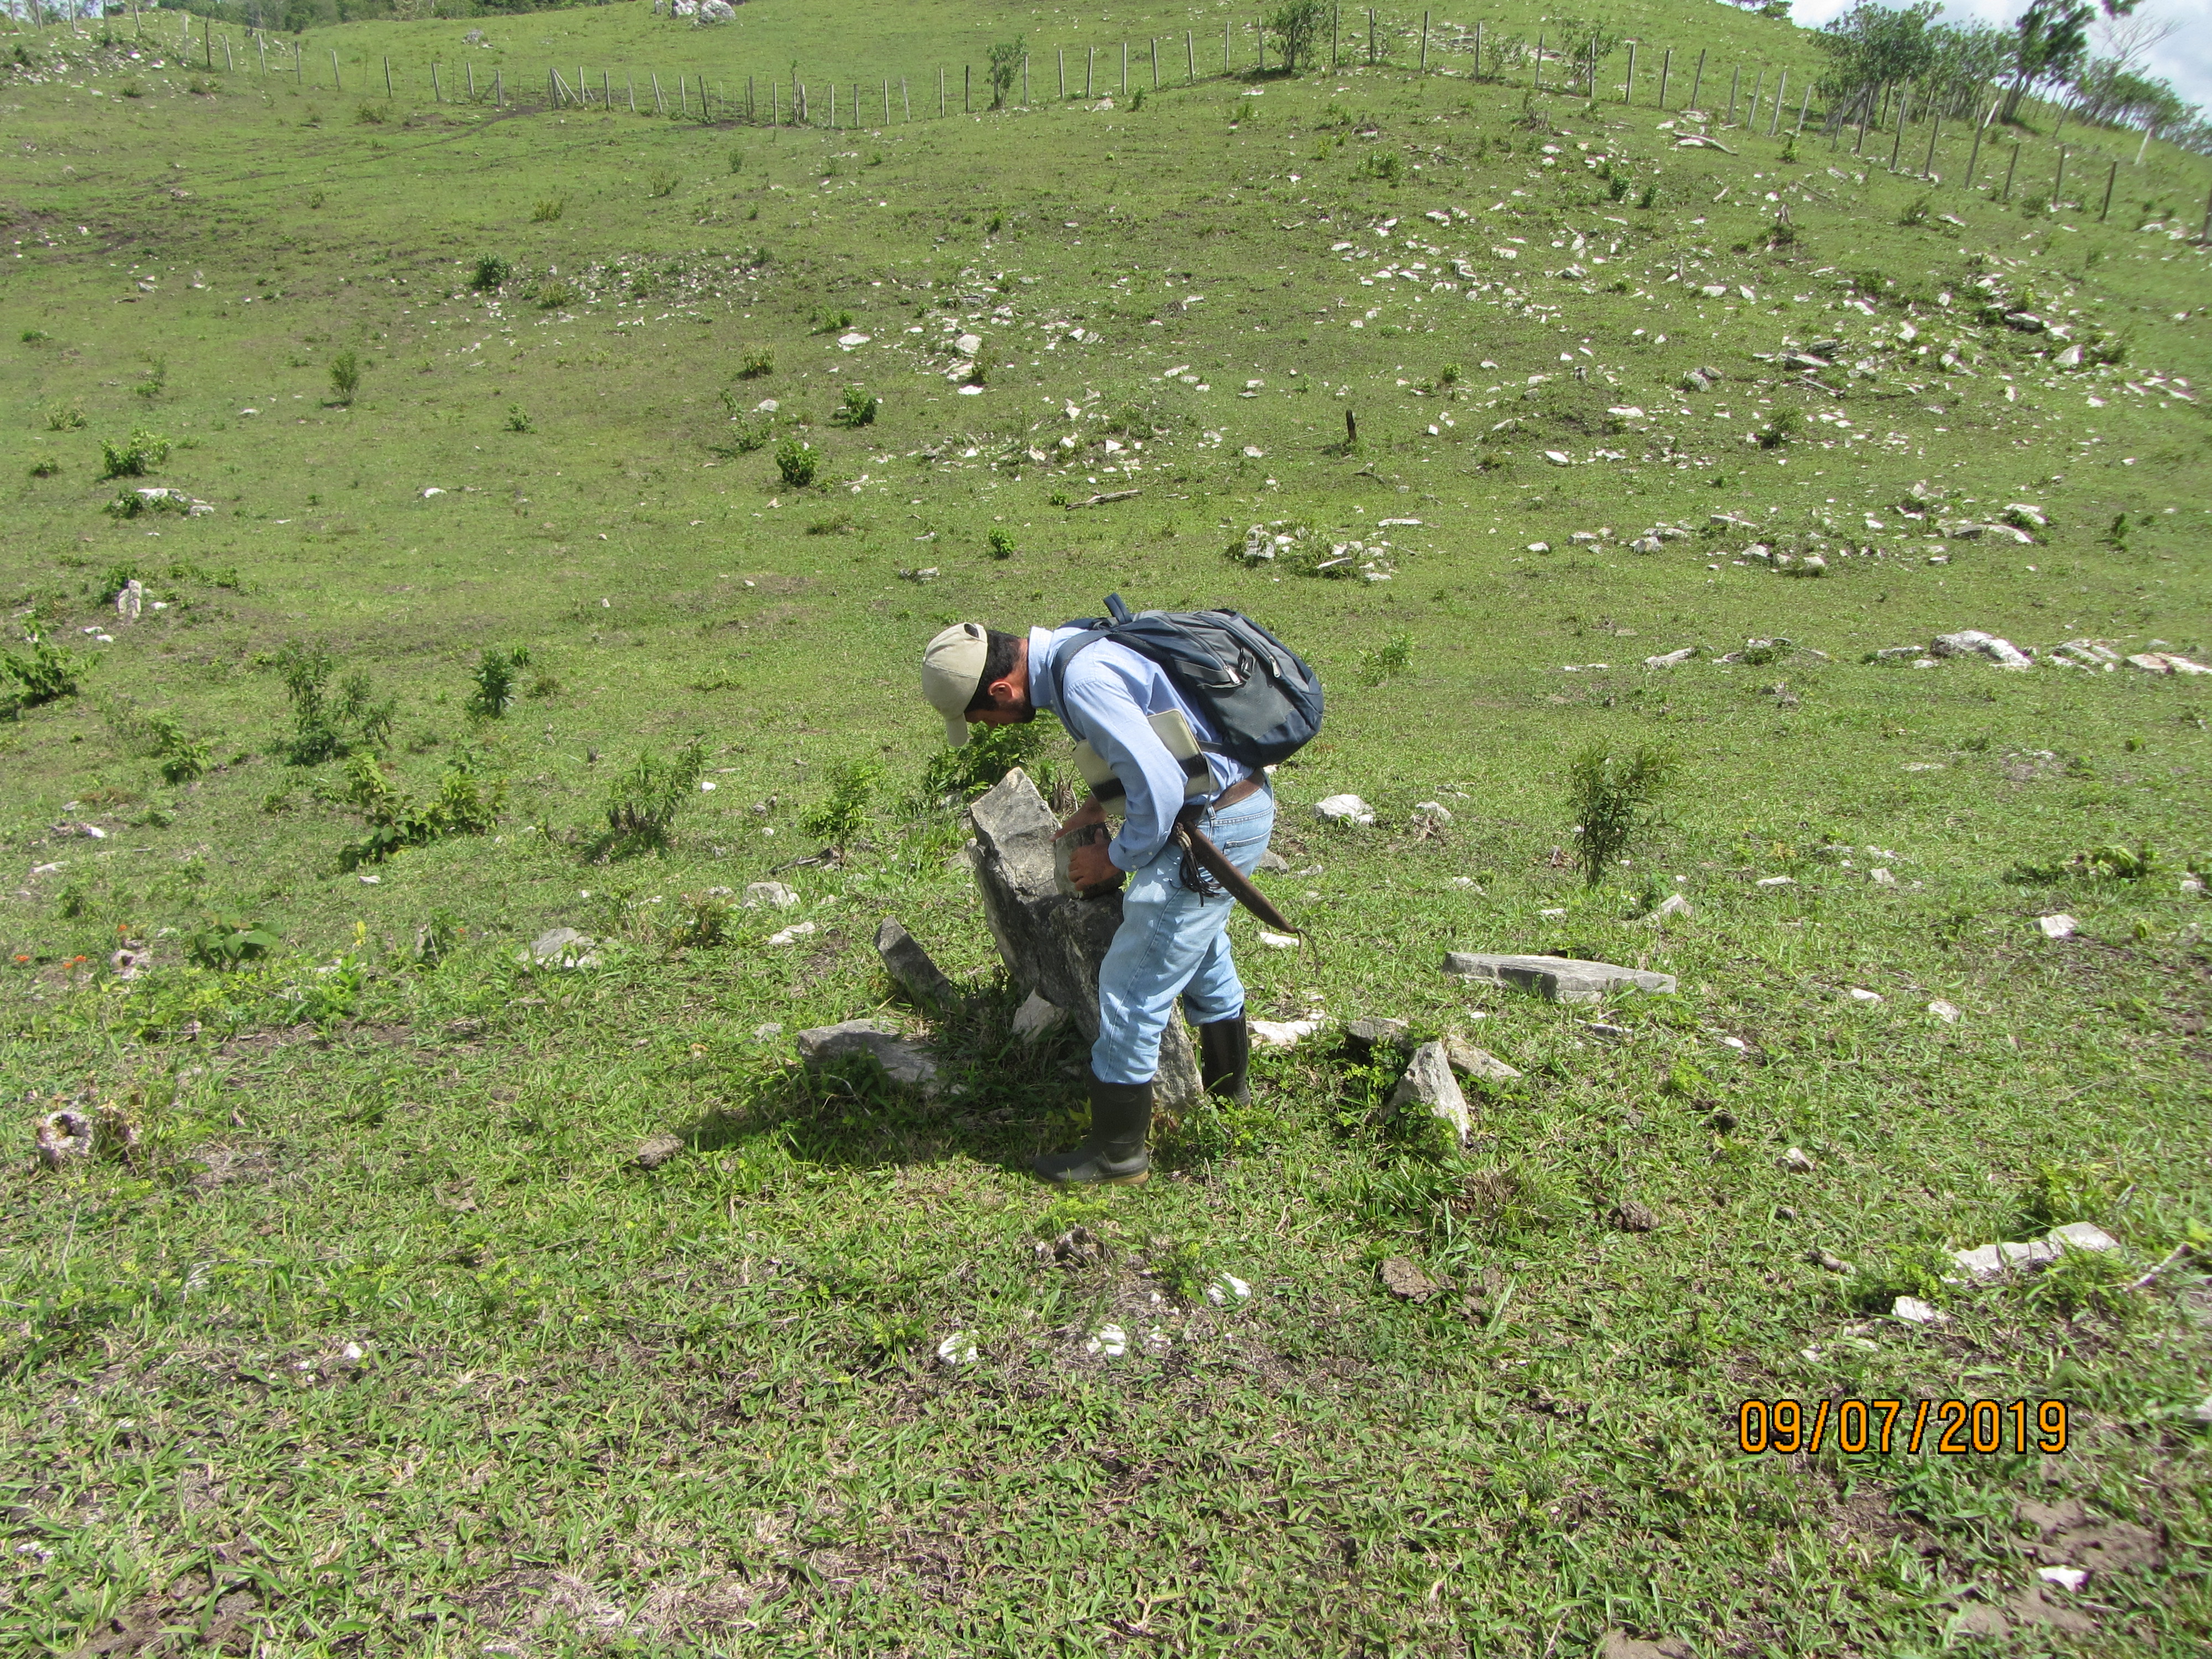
[1053,797,1107,842]
[1062,834,1118,893]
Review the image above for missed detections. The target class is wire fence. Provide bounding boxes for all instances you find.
[67,3,2212,237]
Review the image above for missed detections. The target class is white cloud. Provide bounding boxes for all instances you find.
[1786,0,2212,118]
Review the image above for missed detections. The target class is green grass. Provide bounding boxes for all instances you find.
[3,4,2211,1652]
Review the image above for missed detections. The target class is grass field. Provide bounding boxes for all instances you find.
[3,2,2211,1652]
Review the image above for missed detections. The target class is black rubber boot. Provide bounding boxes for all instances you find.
[1032,1073,1153,1185]
[1197,1013,1252,1107]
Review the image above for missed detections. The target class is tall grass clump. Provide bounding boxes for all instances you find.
[1566,743,1674,885]
[276,643,394,765]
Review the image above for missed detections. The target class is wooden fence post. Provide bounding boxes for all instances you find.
[1889,90,1908,171]
[904,78,911,121]
[1625,41,1635,103]
[1335,7,1342,71]
[494,68,502,107]
[2001,140,2018,201]
[1922,106,1939,176]
[1796,81,1810,134]
[651,71,663,114]
[2053,145,2067,206]
[331,48,340,90]
[1086,46,1093,99]
[2099,159,2115,220]
[1534,32,1543,91]
[1188,31,1195,82]
[1688,48,1703,111]
[384,55,392,98]
[1150,38,1157,91]
[1121,40,1128,93]
[467,61,475,100]
[431,62,440,102]
[1366,9,1373,67]
[1419,11,1427,74]
[940,65,946,116]
[1658,45,1670,107]
[1770,69,1785,135]
[1058,48,1065,100]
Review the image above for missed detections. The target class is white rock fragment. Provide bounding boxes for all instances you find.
[1250,1017,1323,1048]
[1846,987,1884,1004]
[1644,647,1698,668]
[1313,794,1376,826]
[1778,1146,1818,1173]
[2038,1567,2088,1593]
[742,881,800,909]
[1931,629,2033,670]
[519,926,599,968]
[1204,1274,1251,1305]
[767,921,818,946]
[2038,914,2077,940]
[1010,990,1068,1043]
[1255,929,1301,950]
[1869,868,1897,887]
[953,332,982,357]
[1388,1040,1472,1142]
[1891,1296,1946,1326]
[1756,875,1796,888]
[1085,1323,1129,1358]
[1928,999,1963,1023]
[936,1330,980,1365]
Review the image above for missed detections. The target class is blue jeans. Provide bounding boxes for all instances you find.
[1091,787,1276,1086]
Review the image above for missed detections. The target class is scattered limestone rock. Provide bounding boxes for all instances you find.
[1412,800,1454,823]
[1928,998,1963,1022]
[1345,1015,1411,1055]
[1610,1199,1658,1233]
[875,916,957,1007]
[796,1016,939,1092]
[520,926,598,968]
[34,1109,95,1170]
[1950,1221,2119,1284]
[743,880,799,909]
[1441,952,1676,1003]
[1644,893,1694,924]
[766,921,818,946]
[1891,1295,1945,1325]
[1778,1146,1818,1174]
[1869,868,1897,888]
[1442,1034,1521,1083]
[1846,986,1884,1004]
[1250,1016,1324,1048]
[1931,629,2033,670]
[1644,646,1697,668]
[1314,794,1376,826]
[1010,990,1067,1044]
[633,1132,685,1170]
[2038,913,2078,940]
[1256,848,1291,874]
[1388,1040,1472,1141]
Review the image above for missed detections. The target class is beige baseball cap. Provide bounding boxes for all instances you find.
[920,622,988,747]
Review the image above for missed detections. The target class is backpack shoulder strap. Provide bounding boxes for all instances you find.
[1046,627,1114,717]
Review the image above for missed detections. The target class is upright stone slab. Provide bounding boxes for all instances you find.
[967,768,1202,1109]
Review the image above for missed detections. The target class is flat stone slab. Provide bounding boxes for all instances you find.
[796,1017,940,1092]
[1951,1221,2119,1284]
[1442,952,1676,1003]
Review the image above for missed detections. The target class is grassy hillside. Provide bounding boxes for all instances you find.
[3,3,2210,1652]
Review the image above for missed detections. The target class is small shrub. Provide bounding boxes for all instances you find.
[646,170,680,199]
[713,415,775,455]
[985,526,1016,560]
[1899,196,1931,227]
[133,356,167,400]
[98,429,170,479]
[533,279,576,310]
[603,739,707,854]
[145,713,212,784]
[727,148,745,173]
[184,914,280,969]
[917,713,1062,804]
[1356,632,1412,687]
[1436,363,1462,388]
[275,642,394,765]
[1359,152,1404,184]
[532,197,566,222]
[337,752,507,871]
[355,101,385,125]
[306,188,326,209]
[1637,182,1658,209]
[775,437,819,488]
[985,34,1025,109]
[1566,743,1675,886]
[1127,86,1146,113]
[832,385,879,427]
[810,307,857,335]
[1755,408,1802,449]
[1,624,86,708]
[328,350,366,404]
[467,645,531,719]
[1606,172,1632,202]
[800,757,883,847]
[505,404,534,433]
[738,348,775,379]
[44,403,86,431]
[666,893,732,949]
[29,456,59,477]
[2022,1160,2124,1228]
[1844,1246,1948,1316]
[470,254,510,291]
[1104,404,1156,438]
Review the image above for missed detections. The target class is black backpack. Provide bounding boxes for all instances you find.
[1048,594,1324,768]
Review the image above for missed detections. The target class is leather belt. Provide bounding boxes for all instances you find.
[1209,775,1265,811]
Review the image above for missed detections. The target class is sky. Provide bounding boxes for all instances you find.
[1786,0,2212,121]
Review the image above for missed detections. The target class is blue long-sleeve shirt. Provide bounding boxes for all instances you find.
[1027,625,1253,872]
